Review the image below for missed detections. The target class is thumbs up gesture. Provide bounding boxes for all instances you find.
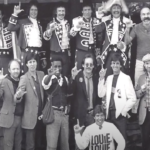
[74,119,85,134]
[71,63,82,80]
[99,64,107,80]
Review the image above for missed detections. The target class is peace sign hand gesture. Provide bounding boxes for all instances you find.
[71,63,82,80]
[14,2,24,16]
[74,119,85,134]
[0,68,7,81]
[99,65,107,80]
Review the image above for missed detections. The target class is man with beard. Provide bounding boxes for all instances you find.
[125,7,150,113]
[70,2,101,69]
[74,105,125,150]
[98,54,136,142]
[42,58,70,150]
[43,3,70,77]
[136,54,150,150]
[8,1,47,74]
[0,60,25,150]
[95,0,133,78]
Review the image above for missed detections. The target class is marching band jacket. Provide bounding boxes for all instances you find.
[43,18,70,53]
[70,17,101,57]
[0,24,12,51]
[7,14,46,59]
[95,17,131,65]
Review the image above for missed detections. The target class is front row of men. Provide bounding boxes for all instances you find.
[0,53,150,150]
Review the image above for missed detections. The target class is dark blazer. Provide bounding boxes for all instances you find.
[70,71,101,126]
[17,71,44,129]
[0,78,16,128]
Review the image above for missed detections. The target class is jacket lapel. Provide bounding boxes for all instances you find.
[7,79,14,96]
[27,72,38,97]
[37,72,44,101]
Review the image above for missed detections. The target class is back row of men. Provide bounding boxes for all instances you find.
[0,0,150,85]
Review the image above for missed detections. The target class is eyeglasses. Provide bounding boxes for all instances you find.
[85,63,93,67]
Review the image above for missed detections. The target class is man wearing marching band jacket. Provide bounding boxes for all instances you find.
[0,9,13,75]
[95,0,134,78]
[43,3,70,77]
[7,1,47,75]
[70,2,101,69]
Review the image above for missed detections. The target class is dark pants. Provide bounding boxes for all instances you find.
[20,47,41,75]
[23,120,45,150]
[0,49,13,74]
[141,110,150,150]
[107,110,127,140]
[50,51,70,77]
[75,49,95,70]
[3,116,22,150]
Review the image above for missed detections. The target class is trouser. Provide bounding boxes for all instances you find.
[107,110,127,141]
[46,110,69,150]
[3,116,22,150]
[0,49,13,74]
[132,59,145,113]
[23,120,44,150]
[75,49,95,70]
[50,51,70,77]
[20,47,41,74]
[141,110,150,150]
[0,127,3,150]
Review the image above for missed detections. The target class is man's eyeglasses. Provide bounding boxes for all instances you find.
[85,63,93,67]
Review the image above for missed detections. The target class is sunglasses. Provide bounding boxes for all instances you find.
[85,63,93,67]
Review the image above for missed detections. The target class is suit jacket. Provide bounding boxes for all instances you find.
[70,71,101,126]
[7,14,43,50]
[98,71,136,119]
[136,73,148,125]
[17,71,44,129]
[0,78,16,128]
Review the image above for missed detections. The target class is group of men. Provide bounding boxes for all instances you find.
[0,0,150,150]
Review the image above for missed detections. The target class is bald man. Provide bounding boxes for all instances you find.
[125,7,150,113]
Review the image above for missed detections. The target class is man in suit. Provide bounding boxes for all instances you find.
[136,54,150,150]
[15,53,45,150]
[71,54,101,127]
[0,60,24,150]
[7,1,47,74]
[98,53,136,141]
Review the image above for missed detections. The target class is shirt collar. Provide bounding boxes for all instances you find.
[83,71,93,79]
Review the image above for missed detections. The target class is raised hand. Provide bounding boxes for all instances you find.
[0,68,7,81]
[14,2,24,16]
[16,88,27,99]
[99,64,107,80]
[47,67,57,76]
[71,63,82,80]
[126,20,135,28]
[98,2,105,12]
[74,119,85,134]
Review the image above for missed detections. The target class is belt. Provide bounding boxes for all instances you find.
[87,109,93,114]
[52,106,65,112]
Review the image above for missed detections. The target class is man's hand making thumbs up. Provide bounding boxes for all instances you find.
[13,2,24,16]
[71,63,82,80]
[74,119,85,134]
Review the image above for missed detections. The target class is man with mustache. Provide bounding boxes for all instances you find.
[95,0,133,78]
[43,3,70,77]
[125,7,150,113]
